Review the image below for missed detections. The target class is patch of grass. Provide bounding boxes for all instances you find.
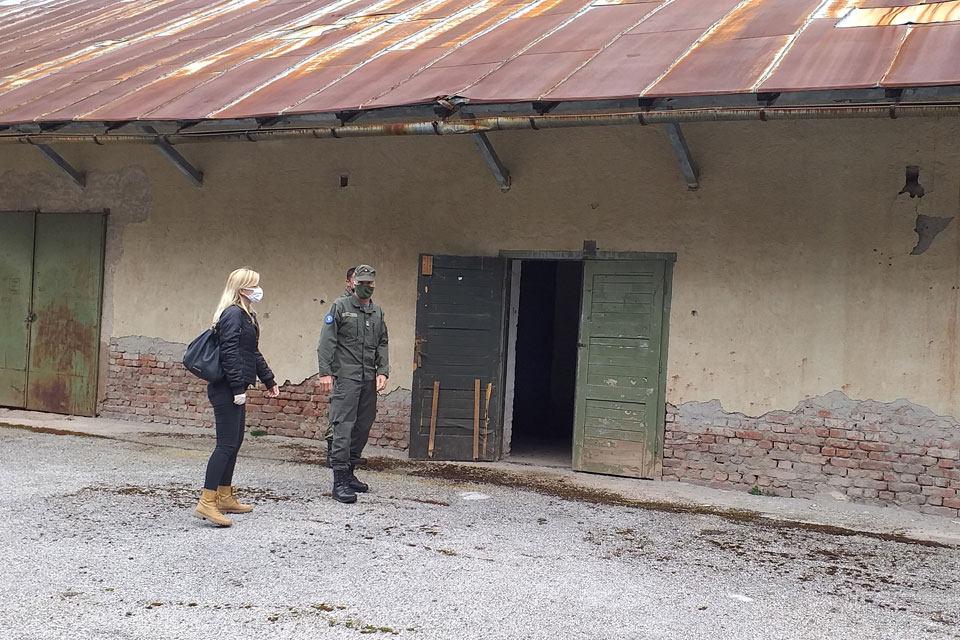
[249,430,268,437]
[748,486,777,497]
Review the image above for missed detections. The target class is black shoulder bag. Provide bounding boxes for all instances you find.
[182,323,223,383]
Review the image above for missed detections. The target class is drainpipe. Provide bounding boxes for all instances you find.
[1,103,959,146]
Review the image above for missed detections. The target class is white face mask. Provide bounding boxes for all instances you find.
[243,286,263,303]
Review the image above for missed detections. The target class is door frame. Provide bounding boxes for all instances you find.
[497,250,675,474]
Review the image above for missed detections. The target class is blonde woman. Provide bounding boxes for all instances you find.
[194,267,280,527]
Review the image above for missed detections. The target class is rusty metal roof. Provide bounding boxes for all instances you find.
[0,0,959,126]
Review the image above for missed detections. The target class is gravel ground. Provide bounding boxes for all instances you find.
[1,427,958,640]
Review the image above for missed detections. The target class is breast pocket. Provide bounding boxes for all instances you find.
[340,312,360,342]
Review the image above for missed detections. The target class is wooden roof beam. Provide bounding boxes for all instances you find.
[664,123,699,190]
[472,132,511,193]
[34,143,85,188]
[137,125,203,187]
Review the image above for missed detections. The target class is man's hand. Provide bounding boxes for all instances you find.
[376,375,387,392]
[265,384,280,398]
[319,375,334,394]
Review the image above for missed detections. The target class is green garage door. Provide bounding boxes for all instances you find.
[0,212,105,416]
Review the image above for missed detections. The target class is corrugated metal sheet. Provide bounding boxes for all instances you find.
[0,0,957,125]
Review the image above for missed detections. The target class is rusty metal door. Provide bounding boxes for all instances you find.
[409,255,509,461]
[26,213,105,416]
[0,212,36,408]
[572,260,668,479]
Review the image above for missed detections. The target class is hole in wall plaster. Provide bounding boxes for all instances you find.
[898,165,925,199]
[339,174,349,188]
[911,214,954,255]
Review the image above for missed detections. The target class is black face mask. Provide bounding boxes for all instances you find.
[355,284,374,300]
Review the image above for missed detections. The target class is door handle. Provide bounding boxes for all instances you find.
[25,313,36,323]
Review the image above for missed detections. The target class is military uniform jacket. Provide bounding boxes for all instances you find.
[317,295,389,381]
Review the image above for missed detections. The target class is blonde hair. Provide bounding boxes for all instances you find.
[212,267,259,326]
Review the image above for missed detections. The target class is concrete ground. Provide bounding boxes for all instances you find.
[1,409,959,639]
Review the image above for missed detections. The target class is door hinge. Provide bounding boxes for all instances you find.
[414,337,426,368]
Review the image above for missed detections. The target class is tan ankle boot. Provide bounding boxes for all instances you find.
[193,488,233,526]
[217,486,253,514]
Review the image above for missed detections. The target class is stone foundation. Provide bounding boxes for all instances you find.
[663,392,960,518]
[100,336,410,449]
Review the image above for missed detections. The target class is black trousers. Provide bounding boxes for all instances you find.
[203,380,246,491]
[328,377,377,471]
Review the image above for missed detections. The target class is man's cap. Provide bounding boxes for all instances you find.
[354,264,376,282]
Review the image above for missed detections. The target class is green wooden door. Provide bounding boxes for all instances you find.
[26,213,105,416]
[573,260,667,479]
[409,255,508,461]
[0,212,36,408]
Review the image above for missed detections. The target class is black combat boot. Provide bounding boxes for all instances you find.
[325,438,333,468]
[332,469,357,504]
[347,464,369,493]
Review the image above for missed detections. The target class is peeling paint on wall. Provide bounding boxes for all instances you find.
[911,214,954,255]
[664,391,960,515]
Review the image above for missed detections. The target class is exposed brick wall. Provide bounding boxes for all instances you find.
[664,392,960,518]
[100,337,410,449]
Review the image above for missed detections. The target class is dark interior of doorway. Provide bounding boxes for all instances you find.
[509,260,583,467]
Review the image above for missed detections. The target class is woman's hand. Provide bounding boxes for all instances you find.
[376,375,387,392]
[265,384,280,398]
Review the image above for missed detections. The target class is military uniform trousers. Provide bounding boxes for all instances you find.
[328,377,377,470]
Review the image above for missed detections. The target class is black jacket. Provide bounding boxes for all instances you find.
[217,305,275,394]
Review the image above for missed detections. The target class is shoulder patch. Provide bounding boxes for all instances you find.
[324,314,335,324]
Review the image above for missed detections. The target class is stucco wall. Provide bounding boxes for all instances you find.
[2,117,959,418]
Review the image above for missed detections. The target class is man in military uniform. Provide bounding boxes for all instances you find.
[324,265,360,467]
[317,264,389,503]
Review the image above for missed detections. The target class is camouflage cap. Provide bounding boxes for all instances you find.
[354,264,376,282]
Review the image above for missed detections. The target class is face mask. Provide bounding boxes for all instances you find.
[243,286,263,303]
[355,284,374,300]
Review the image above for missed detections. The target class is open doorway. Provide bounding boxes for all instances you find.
[503,259,583,467]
